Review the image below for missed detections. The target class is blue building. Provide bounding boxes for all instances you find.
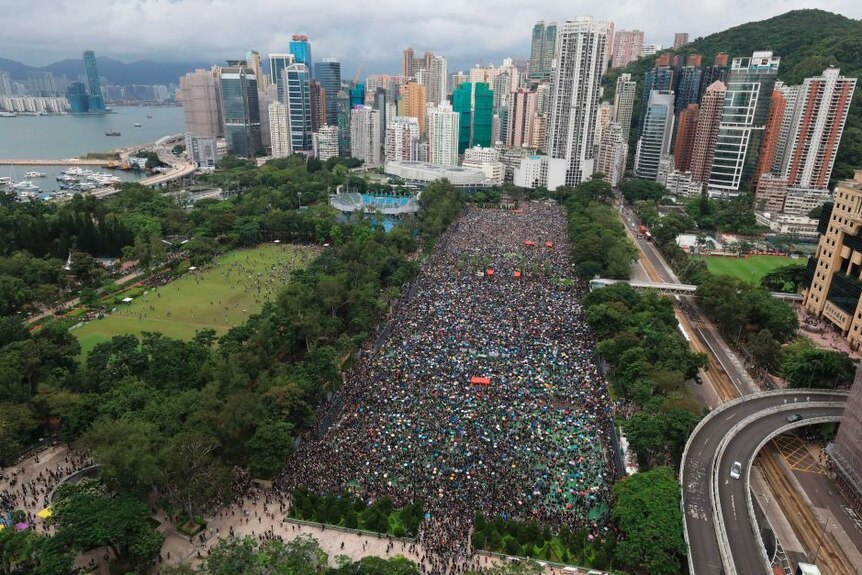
[315,59,341,127]
[349,83,365,108]
[82,50,106,113]
[289,35,312,71]
[219,61,262,157]
[65,82,89,114]
[285,63,313,153]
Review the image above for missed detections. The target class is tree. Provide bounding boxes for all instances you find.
[245,419,295,479]
[0,274,28,316]
[612,467,686,575]
[760,264,807,293]
[749,329,783,372]
[79,417,165,494]
[160,431,232,518]
[782,339,856,389]
[79,287,100,308]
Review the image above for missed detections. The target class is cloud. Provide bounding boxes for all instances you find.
[1,0,860,76]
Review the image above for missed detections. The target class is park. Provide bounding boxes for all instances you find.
[701,254,798,284]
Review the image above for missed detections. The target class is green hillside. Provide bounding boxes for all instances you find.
[604,9,862,186]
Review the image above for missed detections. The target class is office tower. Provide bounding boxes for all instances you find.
[403,47,415,77]
[596,122,627,187]
[673,33,689,49]
[611,30,644,68]
[220,61,262,156]
[689,81,726,186]
[781,68,857,190]
[613,73,636,143]
[315,58,341,126]
[82,50,105,112]
[373,87,388,159]
[427,55,448,106]
[385,116,420,161]
[529,21,558,80]
[452,82,493,153]
[675,66,702,113]
[284,63,313,153]
[258,83,278,153]
[313,125,340,161]
[244,50,264,89]
[708,51,780,195]
[641,65,674,126]
[179,68,223,138]
[350,106,381,166]
[269,102,291,157]
[269,53,295,101]
[507,88,537,147]
[289,35,312,70]
[399,82,427,136]
[673,104,699,171]
[427,103,460,166]
[641,44,663,57]
[546,17,610,187]
[310,80,326,131]
[336,89,351,156]
[634,90,675,179]
[65,82,90,114]
[349,83,365,108]
[753,89,787,189]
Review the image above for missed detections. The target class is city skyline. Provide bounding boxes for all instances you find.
[3,1,862,76]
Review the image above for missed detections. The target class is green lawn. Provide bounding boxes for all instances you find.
[701,255,799,284]
[73,244,318,357]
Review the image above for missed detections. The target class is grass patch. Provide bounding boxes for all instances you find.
[701,255,798,284]
[73,244,317,356]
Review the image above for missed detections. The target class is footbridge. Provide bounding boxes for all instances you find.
[589,278,803,301]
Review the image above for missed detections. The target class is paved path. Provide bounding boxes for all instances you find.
[26,269,145,324]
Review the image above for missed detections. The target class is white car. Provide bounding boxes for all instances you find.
[730,461,742,480]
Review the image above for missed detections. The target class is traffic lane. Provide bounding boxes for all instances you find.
[718,407,846,572]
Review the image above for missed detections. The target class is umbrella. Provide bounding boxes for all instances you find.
[36,508,52,519]
[15,522,28,531]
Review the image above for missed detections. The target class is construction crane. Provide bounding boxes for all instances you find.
[352,63,364,85]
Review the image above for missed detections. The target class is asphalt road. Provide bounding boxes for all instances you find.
[683,391,848,575]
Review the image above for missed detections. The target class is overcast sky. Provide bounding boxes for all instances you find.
[2,0,861,76]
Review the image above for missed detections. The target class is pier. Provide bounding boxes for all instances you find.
[0,158,111,166]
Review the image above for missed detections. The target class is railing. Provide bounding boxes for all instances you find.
[282,516,417,543]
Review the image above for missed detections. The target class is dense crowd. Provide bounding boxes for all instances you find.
[283,203,616,572]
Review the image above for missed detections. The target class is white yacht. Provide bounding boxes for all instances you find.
[0,176,12,187]
[13,181,40,192]
[24,171,46,178]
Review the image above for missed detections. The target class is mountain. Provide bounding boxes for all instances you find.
[605,9,862,185]
[0,56,213,86]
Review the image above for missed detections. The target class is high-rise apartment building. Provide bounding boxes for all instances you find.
[754,173,788,212]
[699,53,730,101]
[674,104,699,172]
[269,102,291,158]
[529,21,558,80]
[675,66,703,114]
[289,35,312,70]
[313,125,339,161]
[689,81,726,187]
[493,59,521,111]
[269,53,295,101]
[385,116,420,162]
[596,122,627,187]
[546,17,610,186]
[634,90,675,179]
[673,33,689,49]
[284,63,313,153]
[641,65,675,127]
[594,102,613,147]
[753,89,788,189]
[640,44,663,57]
[613,73,637,143]
[708,51,780,196]
[179,68,223,139]
[427,56,448,106]
[398,82,427,136]
[350,106,381,167]
[782,68,856,190]
[258,83,278,154]
[452,82,493,153]
[244,50,264,89]
[82,50,106,113]
[365,74,403,105]
[220,61,262,157]
[427,103,460,166]
[507,88,537,148]
[0,71,12,96]
[611,30,644,69]
[315,59,341,126]
[310,80,326,132]
[403,47,415,78]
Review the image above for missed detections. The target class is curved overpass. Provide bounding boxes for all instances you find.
[682,390,849,574]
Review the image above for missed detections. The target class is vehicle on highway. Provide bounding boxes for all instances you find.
[786,413,803,423]
[730,461,742,480]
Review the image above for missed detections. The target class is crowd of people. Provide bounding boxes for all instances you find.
[284,203,616,572]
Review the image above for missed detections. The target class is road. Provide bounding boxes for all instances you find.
[681,391,848,575]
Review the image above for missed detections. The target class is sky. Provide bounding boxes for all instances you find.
[1,0,861,77]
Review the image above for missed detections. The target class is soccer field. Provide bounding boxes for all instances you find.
[702,255,798,284]
[73,244,318,357]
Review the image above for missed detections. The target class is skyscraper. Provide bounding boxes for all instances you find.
[349,84,365,108]
[315,59,341,127]
[403,47,416,78]
[507,88,537,148]
[708,51,780,195]
[398,82,428,137]
[427,55,448,106]
[289,35,312,70]
[350,106,381,167]
[596,122,627,186]
[385,116,420,162]
[65,82,89,114]
[634,90,675,179]
[269,102,291,158]
[529,21,558,80]
[673,33,689,49]
[82,50,105,113]
[640,65,675,128]
[284,63,313,153]
[179,68,223,138]
[257,83,278,154]
[673,104,699,172]
[244,50,265,89]
[373,87,388,160]
[613,73,637,143]
[427,103,460,166]
[310,80,326,132]
[690,81,727,186]
[753,89,787,189]
[220,61,262,157]
[782,68,857,190]
[675,66,702,114]
[611,30,644,69]
[451,82,493,153]
[336,89,351,157]
[699,53,730,101]
[545,17,610,187]
[269,53,295,101]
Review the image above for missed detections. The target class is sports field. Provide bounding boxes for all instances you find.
[73,244,318,357]
[702,255,798,284]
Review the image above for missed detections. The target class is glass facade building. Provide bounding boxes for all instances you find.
[269,53,295,102]
[66,82,89,114]
[315,59,341,127]
[220,64,262,157]
[82,50,105,113]
[635,90,675,179]
[285,63,313,153]
[337,89,351,157]
[289,36,312,71]
[350,83,366,109]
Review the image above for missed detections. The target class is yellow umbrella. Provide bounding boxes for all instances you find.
[0,524,5,531]
[36,507,52,519]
